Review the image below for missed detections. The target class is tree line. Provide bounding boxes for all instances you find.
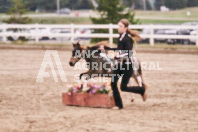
[123,0,198,10]
[0,0,198,13]
[0,0,92,13]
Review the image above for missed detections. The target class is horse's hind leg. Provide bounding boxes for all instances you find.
[134,74,143,87]
[128,78,136,102]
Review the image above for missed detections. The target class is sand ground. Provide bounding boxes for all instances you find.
[0,49,197,132]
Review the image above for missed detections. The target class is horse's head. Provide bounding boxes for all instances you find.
[69,42,85,66]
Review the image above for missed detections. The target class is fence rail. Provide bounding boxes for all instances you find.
[0,24,197,46]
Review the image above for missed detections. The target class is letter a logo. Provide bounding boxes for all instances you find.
[36,50,67,82]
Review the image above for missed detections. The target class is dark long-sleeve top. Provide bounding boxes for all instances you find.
[105,33,133,58]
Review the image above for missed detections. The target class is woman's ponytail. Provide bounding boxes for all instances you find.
[127,28,142,40]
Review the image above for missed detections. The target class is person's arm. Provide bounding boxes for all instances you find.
[99,45,118,51]
[104,46,118,51]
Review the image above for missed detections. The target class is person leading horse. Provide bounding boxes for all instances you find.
[99,19,148,110]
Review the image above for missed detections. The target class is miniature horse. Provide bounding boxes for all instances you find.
[69,42,147,89]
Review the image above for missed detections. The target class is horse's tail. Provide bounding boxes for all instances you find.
[138,59,142,76]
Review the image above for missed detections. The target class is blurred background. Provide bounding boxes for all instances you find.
[0,1,198,132]
[0,0,197,46]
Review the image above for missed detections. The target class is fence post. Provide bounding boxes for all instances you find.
[196,25,198,47]
[2,23,7,43]
[70,23,74,43]
[35,23,39,43]
[150,24,154,46]
[109,23,113,44]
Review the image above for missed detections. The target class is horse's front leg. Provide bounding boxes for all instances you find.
[79,71,92,80]
[79,73,85,80]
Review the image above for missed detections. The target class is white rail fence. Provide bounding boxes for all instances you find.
[0,24,198,46]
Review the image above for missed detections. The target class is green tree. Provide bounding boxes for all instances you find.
[4,0,32,24]
[187,0,198,7]
[123,0,152,10]
[65,0,91,10]
[91,0,140,43]
[4,0,32,42]
[146,0,152,10]
[154,0,163,10]
[25,0,92,12]
[164,0,187,10]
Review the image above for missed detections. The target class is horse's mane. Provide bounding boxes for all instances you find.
[88,41,115,50]
[78,41,116,51]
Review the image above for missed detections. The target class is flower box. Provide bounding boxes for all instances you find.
[62,82,115,108]
[62,92,115,108]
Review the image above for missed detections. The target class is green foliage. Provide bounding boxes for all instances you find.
[3,0,31,42]
[154,0,163,10]
[31,17,91,24]
[4,16,32,24]
[164,0,187,10]
[122,0,152,10]
[0,0,92,13]
[25,0,92,12]
[187,0,198,7]
[65,0,92,10]
[1,0,198,13]
[154,0,198,10]
[146,0,152,10]
[4,0,32,24]
[91,0,140,43]
[7,0,27,15]
[26,0,57,12]
[91,0,140,24]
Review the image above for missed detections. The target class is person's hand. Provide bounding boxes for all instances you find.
[99,45,104,50]
[107,51,116,59]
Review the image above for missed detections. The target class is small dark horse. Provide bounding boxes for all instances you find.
[69,42,147,88]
